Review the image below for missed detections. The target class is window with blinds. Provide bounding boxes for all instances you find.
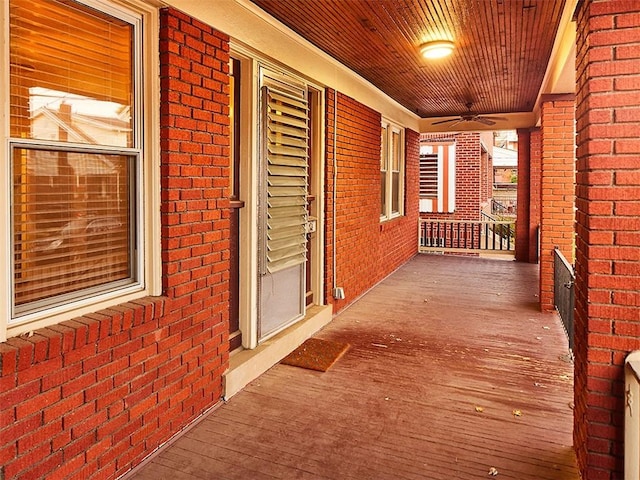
[380,123,388,216]
[380,119,404,220]
[9,0,139,317]
[262,86,309,273]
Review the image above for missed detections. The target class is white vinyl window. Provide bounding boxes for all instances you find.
[380,119,404,220]
[3,0,158,337]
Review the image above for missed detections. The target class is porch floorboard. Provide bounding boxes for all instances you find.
[131,255,579,480]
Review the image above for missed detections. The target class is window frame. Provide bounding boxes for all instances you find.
[1,0,160,340]
[380,118,405,221]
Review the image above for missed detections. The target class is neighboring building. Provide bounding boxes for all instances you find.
[492,145,518,215]
[419,131,494,221]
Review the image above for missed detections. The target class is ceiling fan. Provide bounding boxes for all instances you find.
[431,102,507,127]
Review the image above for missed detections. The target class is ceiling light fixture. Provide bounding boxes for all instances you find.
[420,40,455,59]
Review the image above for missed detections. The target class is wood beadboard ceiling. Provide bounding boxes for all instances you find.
[250,0,567,121]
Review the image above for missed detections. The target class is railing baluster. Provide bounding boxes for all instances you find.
[418,219,514,254]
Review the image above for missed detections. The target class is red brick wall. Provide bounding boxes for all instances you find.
[0,9,230,479]
[574,2,640,478]
[530,128,542,263]
[379,128,420,272]
[325,90,418,311]
[539,96,575,312]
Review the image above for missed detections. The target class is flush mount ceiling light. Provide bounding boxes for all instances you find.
[420,40,455,59]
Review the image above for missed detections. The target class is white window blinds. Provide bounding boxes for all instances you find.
[9,0,138,317]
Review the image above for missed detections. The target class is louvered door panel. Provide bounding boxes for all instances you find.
[264,86,309,273]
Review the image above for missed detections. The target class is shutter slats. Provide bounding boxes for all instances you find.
[267,132,307,149]
[268,165,307,177]
[268,196,306,207]
[263,86,308,273]
[268,186,306,197]
[268,205,307,218]
[268,154,307,167]
[268,143,308,158]
[268,113,307,131]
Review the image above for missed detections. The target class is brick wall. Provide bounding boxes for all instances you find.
[539,95,576,312]
[0,9,230,479]
[530,128,542,263]
[325,90,418,311]
[574,2,640,478]
[379,129,420,273]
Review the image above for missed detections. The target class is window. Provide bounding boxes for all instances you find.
[419,142,456,213]
[380,119,404,220]
[420,152,438,198]
[5,0,157,332]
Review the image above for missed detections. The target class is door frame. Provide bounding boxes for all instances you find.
[230,46,325,350]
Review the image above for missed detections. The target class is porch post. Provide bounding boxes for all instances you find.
[515,129,531,262]
[538,95,576,312]
[515,128,541,263]
[574,1,640,479]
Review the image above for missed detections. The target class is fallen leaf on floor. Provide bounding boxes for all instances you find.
[475,406,484,413]
[559,374,569,380]
[568,402,575,410]
[534,382,547,388]
[543,326,550,330]
[384,397,391,401]
[536,336,542,340]
[512,409,522,417]
[488,466,499,476]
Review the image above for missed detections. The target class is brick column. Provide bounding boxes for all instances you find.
[515,129,531,262]
[516,127,542,264]
[529,128,541,263]
[574,2,640,479]
[539,95,575,312]
[454,133,482,221]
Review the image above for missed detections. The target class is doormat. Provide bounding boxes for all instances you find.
[281,338,350,372]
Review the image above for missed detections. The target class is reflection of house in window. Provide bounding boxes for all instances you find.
[30,91,132,147]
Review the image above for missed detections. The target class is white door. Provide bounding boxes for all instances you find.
[258,68,309,341]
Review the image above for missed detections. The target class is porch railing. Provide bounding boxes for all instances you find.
[418,218,515,255]
[553,247,575,351]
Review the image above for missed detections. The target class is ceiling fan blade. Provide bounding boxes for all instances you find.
[480,116,508,122]
[431,117,461,125]
[474,117,496,126]
[446,119,464,129]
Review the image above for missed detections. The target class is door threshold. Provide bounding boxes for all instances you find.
[223,304,332,400]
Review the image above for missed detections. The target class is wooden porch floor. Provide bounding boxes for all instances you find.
[130,255,579,480]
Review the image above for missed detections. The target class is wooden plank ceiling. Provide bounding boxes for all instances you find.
[250,0,566,120]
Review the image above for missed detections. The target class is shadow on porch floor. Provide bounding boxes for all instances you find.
[130,254,578,480]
